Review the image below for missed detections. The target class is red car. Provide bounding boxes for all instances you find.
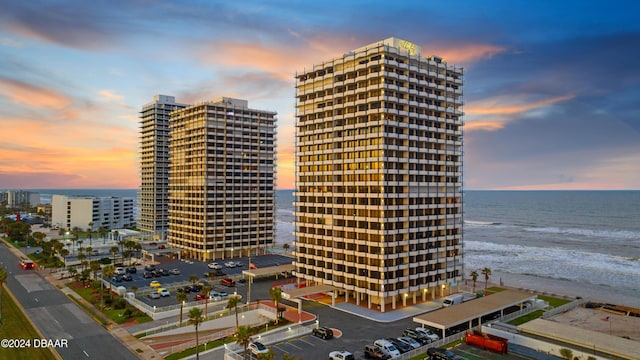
[20,259,36,269]
[194,294,209,301]
[220,277,236,287]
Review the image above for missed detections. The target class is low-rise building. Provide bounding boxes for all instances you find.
[51,195,135,231]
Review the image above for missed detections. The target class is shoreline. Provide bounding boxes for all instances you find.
[481,270,640,308]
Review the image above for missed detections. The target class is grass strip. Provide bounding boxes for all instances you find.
[0,286,57,360]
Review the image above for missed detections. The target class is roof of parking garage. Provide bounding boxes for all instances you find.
[242,264,295,278]
[413,290,536,330]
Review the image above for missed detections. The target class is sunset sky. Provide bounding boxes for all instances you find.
[1,1,639,190]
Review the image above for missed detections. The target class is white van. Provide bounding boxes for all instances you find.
[442,293,463,307]
[373,339,401,358]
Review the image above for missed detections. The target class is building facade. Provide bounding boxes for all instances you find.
[167,97,277,260]
[139,95,187,240]
[293,38,464,312]
[51,195,135,231]
[5,190,40,207]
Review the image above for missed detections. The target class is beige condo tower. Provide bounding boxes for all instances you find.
[167,97,277,260]
[293,37,464,312]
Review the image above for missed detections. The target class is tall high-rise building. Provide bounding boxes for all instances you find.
[139,95,186,240]
[167,97,277,260]
[293,37,463,312]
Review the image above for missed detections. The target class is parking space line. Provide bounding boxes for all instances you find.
[297,338,315,346]
[287,342,303,350]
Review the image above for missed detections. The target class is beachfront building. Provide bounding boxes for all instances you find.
[293,37,464,312]
[167,97,277,261]
[51,195,135,231]
[5,190,41,207]
[139,95,187,240]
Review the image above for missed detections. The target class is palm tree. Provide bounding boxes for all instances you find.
[470,270,479,293]
[187,307,204,360]
[201,285,212,319]
[0,268,7,325]
[227,295,242,330]
[87,222,93,245]
[189,275,199,285]
[177,292,188,326]
[130,285,138,296]
[59,248,69,269]
[481,267,492,290]
[110,246,119,265]
[235,325,255,360]
[283,243,290,251]
[257,351,275,360]
[102,265,115,300]
[90,260,101,281]
[269,287,283,325]
[77,253,86,273]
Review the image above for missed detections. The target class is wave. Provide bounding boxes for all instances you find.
[522,226,640,240]
[465,220,502,226]
[464,240,640,290]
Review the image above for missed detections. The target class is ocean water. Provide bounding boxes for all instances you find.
[36,189,640,307]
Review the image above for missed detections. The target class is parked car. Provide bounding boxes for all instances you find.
[169,268,181,275]
[158,288,170,297]
[158,268,170,276]
[220,277,236,287]
[312,326,333,340]
[194,294,208,301]
[427,348,462,360]
[207,262,222,270]
[121,274,133,281]
[126,266,137,273]
[329,351,354,360]
[224,261,236,268]
[158,244,166,249]
[144,264,156,271]
[364,344,389,359]
[148,292,160,299]
[204,269,226,278]
[415,327,440,342]
[112,275,123,283]
[143,271,153,279]
[114,267,126,275]
[387,338,412,353]
[403,328,431,345]
[396,336,421,349]
[190,284,202,292]
[150,281,161,287]
[248,342,269,356]
[373,339,401,358]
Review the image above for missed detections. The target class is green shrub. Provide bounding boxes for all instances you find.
[99,257,112,265]
[114,299,127,309]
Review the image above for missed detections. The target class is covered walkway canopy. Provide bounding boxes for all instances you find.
[242,264,295,305]
[413,290,537,338]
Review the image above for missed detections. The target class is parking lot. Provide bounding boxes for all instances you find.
[106,254,293,307]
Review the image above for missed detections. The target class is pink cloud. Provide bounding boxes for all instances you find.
[427,43,506,64]
[0,78,72,109]
[464,94,575,131]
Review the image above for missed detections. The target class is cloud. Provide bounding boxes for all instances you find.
[0,77,72,109]
[464,94,575,131]
[429,43,506,64]
[98,89,125,102]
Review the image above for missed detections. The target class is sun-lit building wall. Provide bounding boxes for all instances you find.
[167,97,277,260]
[294,37,464,312]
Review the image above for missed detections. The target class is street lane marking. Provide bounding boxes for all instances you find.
[83,350,89,357]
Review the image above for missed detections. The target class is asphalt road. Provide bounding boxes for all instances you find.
[0,242,138,360]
